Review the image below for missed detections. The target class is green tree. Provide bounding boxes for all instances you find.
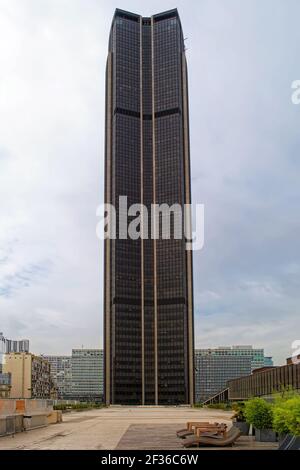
[244,398,273,429]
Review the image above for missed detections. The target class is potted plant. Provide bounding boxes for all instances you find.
[244,397,276,442]
[273,395,300,446]
[273,402,291,445]
[231,402,250,435]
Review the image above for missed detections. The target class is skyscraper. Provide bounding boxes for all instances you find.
[104,9,194,405]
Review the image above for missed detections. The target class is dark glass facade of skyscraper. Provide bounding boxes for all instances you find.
[104,9,194,405]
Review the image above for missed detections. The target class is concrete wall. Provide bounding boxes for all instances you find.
[0,398,16,415]
[0,414,23,436]
[3,353,32,398]
[0,399,57,437]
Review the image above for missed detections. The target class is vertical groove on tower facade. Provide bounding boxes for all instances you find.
[182,52,195,405]
[151,15,159,406]
[140,16,145,406]
[104,52,112,406]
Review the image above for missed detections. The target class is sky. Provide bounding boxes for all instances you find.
[0,0,299,365]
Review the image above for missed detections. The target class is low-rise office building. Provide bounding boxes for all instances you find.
[195,346,273,403]
[43,355,72,399]
[3,353,51,399]
[71,349,103,401]
[264,356,274,367]
[196,346,270,372]
[45,350,104,401]
[195,353,252,402]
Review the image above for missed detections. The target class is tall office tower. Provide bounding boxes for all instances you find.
[104,9,194,405]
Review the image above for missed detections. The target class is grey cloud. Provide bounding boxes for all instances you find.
[0,0,299,364]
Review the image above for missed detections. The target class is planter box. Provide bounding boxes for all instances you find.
[23,413,47,431]
[255,428,277,442]
[278,433,288,446]
[278,434,300,450]
[233,421,250,436]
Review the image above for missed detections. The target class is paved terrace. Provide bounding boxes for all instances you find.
[0,406,277,450]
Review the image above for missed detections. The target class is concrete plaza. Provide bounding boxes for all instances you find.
[0,406,277,450]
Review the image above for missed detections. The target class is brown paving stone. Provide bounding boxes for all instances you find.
[116,423,278,450]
